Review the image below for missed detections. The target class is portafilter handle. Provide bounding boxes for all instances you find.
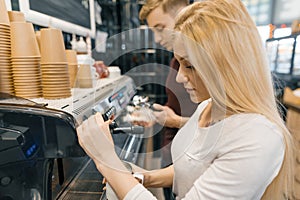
[100,107,144,134]
[106,118,144,134]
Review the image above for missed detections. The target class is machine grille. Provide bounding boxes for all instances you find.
[58,159,105,200]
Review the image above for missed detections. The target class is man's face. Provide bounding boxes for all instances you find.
[146,6,175,51]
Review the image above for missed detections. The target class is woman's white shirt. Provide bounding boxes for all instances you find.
[124,100,285,200]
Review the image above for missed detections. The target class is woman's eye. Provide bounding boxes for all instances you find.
[186,65,193,69]
[155,26,165,33]
[156,28,163,32]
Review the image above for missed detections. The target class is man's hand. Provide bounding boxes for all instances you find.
[126,107,156,127]
[152,104,187,128]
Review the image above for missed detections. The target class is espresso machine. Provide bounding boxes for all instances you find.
[0,75,144,200]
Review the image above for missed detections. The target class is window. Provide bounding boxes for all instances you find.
[242,0,273,26]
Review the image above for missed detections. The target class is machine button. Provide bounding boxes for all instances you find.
[1,176,11,186]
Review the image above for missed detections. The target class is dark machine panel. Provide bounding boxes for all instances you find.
[0,76,141,200]
[0,102,85,200]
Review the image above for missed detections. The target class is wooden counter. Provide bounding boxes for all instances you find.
[285,102,300,199]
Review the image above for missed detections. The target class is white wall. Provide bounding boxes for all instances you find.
[4,0,11,10]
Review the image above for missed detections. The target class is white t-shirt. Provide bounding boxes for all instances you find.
[124,100,285,200]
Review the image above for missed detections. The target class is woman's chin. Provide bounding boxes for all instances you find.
[189,95,199,104]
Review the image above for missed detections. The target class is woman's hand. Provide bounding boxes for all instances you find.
[77,113,149,199]
[76,113,122,169]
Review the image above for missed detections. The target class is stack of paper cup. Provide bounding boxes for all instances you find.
[76,54,98,88]
[35,30,41,50]
[40,28,71,99]
[0,0,13,95]
[8,11,25,23]
[65,49,78,88]
[10,22,42,98]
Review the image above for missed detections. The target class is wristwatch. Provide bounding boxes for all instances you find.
[133,172,144,185]
[122,161,144,185]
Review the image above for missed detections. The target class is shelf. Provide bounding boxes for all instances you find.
[277,60,292,63]
[267,32,300,42]
[266,33,300,81]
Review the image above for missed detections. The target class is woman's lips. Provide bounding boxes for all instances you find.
[185,88,194,93]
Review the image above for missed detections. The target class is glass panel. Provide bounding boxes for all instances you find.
[276,38,294,74]
[241,0,272,25]
[266,40,278,71]
[294,36,300,75]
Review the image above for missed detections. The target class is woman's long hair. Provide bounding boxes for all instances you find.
[174,0,294,199]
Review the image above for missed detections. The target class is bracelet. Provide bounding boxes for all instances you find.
[133,172,144,185]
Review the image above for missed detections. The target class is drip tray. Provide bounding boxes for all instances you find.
[58,159,105,200]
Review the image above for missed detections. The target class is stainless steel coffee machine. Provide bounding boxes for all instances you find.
[0,76,144,200]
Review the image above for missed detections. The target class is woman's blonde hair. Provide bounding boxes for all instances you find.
[174,0,294,199]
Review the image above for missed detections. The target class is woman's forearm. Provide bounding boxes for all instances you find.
[95,161,173,199]
[94,161,173,199]
[95,159,139,200]
[143,165,174,188]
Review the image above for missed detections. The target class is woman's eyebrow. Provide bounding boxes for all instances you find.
[178,56,189,62]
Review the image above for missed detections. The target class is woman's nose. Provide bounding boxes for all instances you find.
[154,32,162,44]
[176,67,187,84]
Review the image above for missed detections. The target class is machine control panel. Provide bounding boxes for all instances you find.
[91,77,136,122]
[0,125,37,165]
[102,106,116,121]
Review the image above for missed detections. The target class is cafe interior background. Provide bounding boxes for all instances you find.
[0,0,300,199]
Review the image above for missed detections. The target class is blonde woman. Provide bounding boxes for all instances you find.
[77,0,294,199]
[139,1,198,199]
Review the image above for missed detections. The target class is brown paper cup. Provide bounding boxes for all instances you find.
[68,64,78,87]
[35,30,41,50]
[76,78,93,88]
[40,28,67,63]
[10,22,40,57]
[0,0,9,25]
[8,11,25,22]
[65,49,78,64]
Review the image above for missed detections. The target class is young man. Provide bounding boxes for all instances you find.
[139,1,198,199]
